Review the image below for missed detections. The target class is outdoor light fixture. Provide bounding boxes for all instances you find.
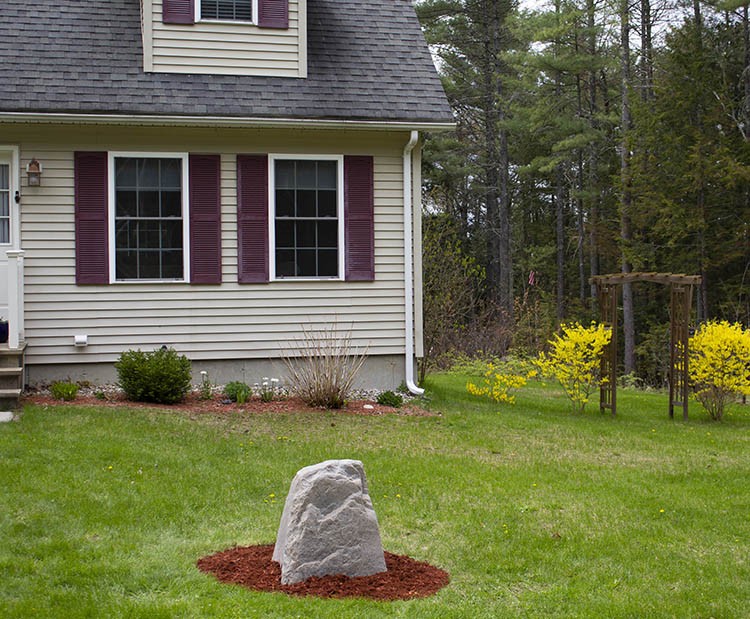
[26,158,42,186]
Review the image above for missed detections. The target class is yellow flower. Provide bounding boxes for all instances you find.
[466,365,528,406]
[689,321,750,420]
[535,322,611,414]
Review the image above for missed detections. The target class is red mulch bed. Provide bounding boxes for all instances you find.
[197,544,449,600]
[21,391,437,418]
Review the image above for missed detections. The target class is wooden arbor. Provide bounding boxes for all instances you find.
[590,273,702,418]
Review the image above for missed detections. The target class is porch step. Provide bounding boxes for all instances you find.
[0,388,22,409]
[0,343,26,408]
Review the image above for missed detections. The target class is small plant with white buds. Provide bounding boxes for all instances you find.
[198,370,213,401]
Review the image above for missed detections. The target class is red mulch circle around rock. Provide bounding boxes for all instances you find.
[197,544,450,601]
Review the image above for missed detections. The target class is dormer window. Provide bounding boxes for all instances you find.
[162,0,288,29]
[200,0,253,21]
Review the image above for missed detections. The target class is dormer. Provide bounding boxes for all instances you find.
[141,0,307,77]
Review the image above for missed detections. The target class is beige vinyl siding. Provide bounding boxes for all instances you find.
[146,0,306,77]
[7,124,409,366]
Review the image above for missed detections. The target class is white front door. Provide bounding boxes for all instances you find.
[0,153,16,318]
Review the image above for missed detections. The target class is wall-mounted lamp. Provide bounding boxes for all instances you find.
[26,158,42,186]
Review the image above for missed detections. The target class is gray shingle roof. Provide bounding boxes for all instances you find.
[0,0,453,125]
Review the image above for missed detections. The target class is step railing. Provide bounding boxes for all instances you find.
[6,249,25,350]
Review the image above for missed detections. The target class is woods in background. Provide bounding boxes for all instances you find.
[418,0,750,385]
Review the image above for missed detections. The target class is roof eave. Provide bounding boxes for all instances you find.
[0,111,456,132]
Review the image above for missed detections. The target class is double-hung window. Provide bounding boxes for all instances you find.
[111,154,189,282]
[200,0,253,21]
[271,156,343,279]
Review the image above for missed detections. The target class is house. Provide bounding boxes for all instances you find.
[0,0,453,398]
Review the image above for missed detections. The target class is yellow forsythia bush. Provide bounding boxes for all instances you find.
[688,320,750,420]
[536,322,612,413]
[466,362,533,405]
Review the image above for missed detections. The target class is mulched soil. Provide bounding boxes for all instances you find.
[20,391,437,418]
[197,544,450,600]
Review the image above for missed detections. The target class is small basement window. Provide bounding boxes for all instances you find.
[200,0,253,21]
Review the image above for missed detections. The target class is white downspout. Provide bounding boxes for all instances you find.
[403,130,424,396]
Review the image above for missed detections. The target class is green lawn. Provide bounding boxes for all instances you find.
[2,376,749,618]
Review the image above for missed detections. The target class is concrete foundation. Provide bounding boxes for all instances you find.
[26,354,411,391]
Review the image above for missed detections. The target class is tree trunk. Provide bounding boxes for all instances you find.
[577,152,586,303]
[554,1,565,322]
[744,6,750,139]
[482,1,512,321]
[620,0,636,374]
[693,0,709,319]
[556,163,566,321]
[640,0,654,101]
[587,0,600,306]
[498,121,513,319]
[573,34,587,305]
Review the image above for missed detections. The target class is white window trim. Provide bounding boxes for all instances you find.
[196,0,258,25]
[269,154,345,282]
[107,152,190,284]
[0,145,20,249]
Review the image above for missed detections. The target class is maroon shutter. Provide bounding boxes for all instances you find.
[163,0,195,24]
[189,154,222,284]
[237,155,269,283]
[75,151,109,285]
[344,156,375,281]
[258,0,288,28]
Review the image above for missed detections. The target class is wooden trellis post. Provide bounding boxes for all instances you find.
[669,283,694,420]
[598,283,618,416]
[589,273,701,417]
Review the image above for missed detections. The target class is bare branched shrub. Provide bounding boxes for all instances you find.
[282,323,368,409]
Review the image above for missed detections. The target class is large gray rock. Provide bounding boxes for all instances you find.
[273,459,387,584]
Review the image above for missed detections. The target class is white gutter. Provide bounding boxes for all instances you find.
[0,111,455,132]
[403,130,423,396]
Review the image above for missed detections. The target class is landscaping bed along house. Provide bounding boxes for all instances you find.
[21,388,434,419]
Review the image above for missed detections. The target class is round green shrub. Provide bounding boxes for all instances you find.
[377,390,403,408]
[115,347,192,404]
[223,381,251,402]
